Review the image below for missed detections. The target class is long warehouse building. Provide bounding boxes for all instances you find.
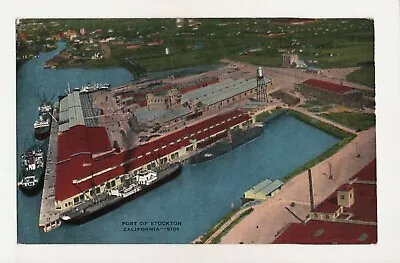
[54,109,253,210]
[182,78,272,112]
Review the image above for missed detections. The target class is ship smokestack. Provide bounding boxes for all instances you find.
[308,169,315,211]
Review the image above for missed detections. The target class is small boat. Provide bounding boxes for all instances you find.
[17,143,47,195]
[34,102,53,141]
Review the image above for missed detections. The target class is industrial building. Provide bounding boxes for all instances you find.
[58,91,102,132]
[115,77,218,109]
[54,109,253,209]
[133,106,192,130]
[124,76,268,132]
[243,179,284,201]
[282,53,299,68]
[295,79,364,107]
[146,88,182,110]
[273,159,377,244]
[182,78,272,112]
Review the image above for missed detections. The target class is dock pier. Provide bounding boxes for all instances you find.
[38,110,62,232]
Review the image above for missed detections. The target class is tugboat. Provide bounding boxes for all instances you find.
[60,162,182,224]
[34,102,52,141]
[17,143,47,195]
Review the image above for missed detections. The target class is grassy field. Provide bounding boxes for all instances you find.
[346,66,375,88]
[321,112,376,132]
[18,18,374,76]
[302,43,374,68]
[300,99,332,113]
[287,110,355,139]
[360,88,375,98]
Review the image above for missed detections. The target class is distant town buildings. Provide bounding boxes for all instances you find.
[176,18,185,28]
[188,19,197,27]
[91,52,102,60]
[282,53,299,68]
[60,29,78,41]
[20,32,28,41]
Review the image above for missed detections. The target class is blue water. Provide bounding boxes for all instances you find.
[17,43,339,244]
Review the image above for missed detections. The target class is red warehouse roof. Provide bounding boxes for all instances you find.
[273,220,377,244]
[55,110,251,201]
[302,79,355,94]
[273,159,377,244]
[350,159,376,182]
[57,125,112,162]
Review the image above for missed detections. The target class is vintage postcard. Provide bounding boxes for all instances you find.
[16,17,377,246]
[5,0,400,259]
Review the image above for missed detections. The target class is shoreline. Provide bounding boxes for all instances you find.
[219,125,375,244]
[27,43,372,245]
[192,107,362,244]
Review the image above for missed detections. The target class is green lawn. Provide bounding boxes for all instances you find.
[300,99,332,112]
[346,66,375,88]
[229,52,283,68]
[360,88,375,98]
[312,44,374,68]
[321,112,376,131]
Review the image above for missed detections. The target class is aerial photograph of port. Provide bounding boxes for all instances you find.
[16,18,376,244]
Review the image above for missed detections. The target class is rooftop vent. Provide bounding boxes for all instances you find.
[314,228,325,237]
[358,233,369,242]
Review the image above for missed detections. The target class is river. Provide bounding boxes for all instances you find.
[17,42,339,244]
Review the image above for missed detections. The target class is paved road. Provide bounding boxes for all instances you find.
[221,126,376,244]
[39,110,62,231]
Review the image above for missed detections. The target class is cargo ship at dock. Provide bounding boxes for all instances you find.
[190,125,264,164]
[34,102,53,141]
[17,142,47,195]
[60,163,182,224]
